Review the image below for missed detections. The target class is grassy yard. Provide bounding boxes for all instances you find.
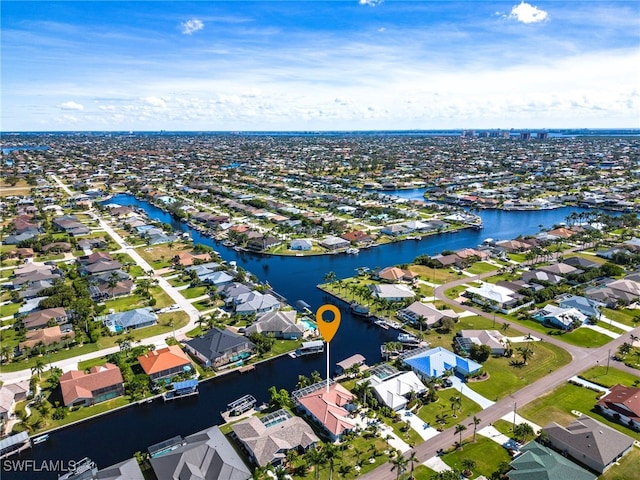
[383,416,423,447]
[603,307,639,327]
[413,465,438,479]
[599,446,640,480]
[519,382,640,441]
[0,301,21,318]
[441,436,512,479]
[407,265,460,284]
[181,285,208,299]
[578,366,640,388]
[135,243,190,268]
[416,390,482,431]
[505,314,614,348]
[1,343,102,373]
[464,262,499,275]
[467,341,572,400]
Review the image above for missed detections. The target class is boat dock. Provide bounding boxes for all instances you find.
[220,394,257,422]
[0,432,31,459]
[163,379,199,402]
[238,365,255,373]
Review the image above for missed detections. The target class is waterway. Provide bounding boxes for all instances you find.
[8,194,591,478]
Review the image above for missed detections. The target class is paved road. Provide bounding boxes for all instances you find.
[361,266,640,479]
[0,178,202,384]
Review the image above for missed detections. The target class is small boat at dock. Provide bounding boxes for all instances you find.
[32,434,49,445]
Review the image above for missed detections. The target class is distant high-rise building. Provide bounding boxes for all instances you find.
[519,132,531,140]
[537,131,548,140]
[462,130,475,138]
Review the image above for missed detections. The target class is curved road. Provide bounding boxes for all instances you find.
[361,268,639,479]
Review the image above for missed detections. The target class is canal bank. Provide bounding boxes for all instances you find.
[5,194,592,479]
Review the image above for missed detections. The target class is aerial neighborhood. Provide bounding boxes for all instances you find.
[0,132,639,480]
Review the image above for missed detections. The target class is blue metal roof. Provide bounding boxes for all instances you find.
[172,379,198,390]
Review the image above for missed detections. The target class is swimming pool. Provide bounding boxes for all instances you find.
[301,319,317,331]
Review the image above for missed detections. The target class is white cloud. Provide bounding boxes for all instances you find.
[142,96,167,109]
[58,101,84,110]
[509,2,549,24]
[181,18,204,35]
[359,0,384,7]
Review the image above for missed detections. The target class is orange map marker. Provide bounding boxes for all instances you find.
[316,304,341,342]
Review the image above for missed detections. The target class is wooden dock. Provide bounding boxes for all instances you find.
[238,365,255,373]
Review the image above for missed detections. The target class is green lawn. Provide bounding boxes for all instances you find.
[408,265,460,284]
[467,341,572,400]
[464,262,499,275]
[519,382,640,441]
[505,314,614,348]
[1,343,102,372]
[103,293,148,312]
[603,308,639,327]
[0,301,21,318]
[441,436,512,479]
[599,446,640,480]
[578,366,640,388]
[413,465,438,480]
[383,416,423,447]
[181,286,208,299]
[416,390,482,431]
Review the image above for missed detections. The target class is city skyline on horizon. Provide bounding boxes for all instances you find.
[2,1,639,132]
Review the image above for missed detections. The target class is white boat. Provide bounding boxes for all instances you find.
[346,247,360,255]
[32,434,49,445]
[398,333,419,344]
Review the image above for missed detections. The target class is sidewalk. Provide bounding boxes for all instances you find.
[449,377,495,410]
[583,324,620,339]
[397,409,440,441]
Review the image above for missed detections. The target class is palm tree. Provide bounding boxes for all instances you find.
[31,358,46,379]
[455,423,467,448]
[324,443,339,480]
[310,370,323,384]
[500,322,510,334]
[517,345,533,365]
[407,451,419,480]
[323,271,337,284]
[449,395,462,417]
[461,458,476,477]
[470,416,481,442]
[391,454,408,480]
[107,271,119,298]
[0,344,13,364]
[305,446,327,480]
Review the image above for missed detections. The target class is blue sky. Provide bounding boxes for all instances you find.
[2,1,639,131]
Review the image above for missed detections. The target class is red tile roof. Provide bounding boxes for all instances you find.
[138,345,191,375]
[297,384,356,437]
[60,363,124,406]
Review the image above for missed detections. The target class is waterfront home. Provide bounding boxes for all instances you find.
[596,385,640,431]
[558,295,601,319]
[376,266,417,283]
[341,230,373,245]
[521,269,564,285]
[289,238,313,251]
[184,327,255,369]
[231,410,319,467]
[100,307,158,333]
[431,253,461,268]
[369,283,416,302]
[508,441,596,480]
[319,235,350,250]
[369,371,426,411]
[293,382,356,441]
[219,282,253,302]
[464,282,532,314]
[172,251,212,267]
[234,291,280,316]
[22,307,68,330]
[403,346,482,379]
[94,458,144,480]
[543,415,634,474]
[455,330,507,355]
[533,305,587,330]
[59,363,125,407]
[0,381,30,421]
[494,239,532,253]
[335,354,366,376]
[138,345,193,382]
[397,301,457,328]
[244,310,304,340]
[149,425,251,480]
[380,224,409,236]
[19,325,75,353]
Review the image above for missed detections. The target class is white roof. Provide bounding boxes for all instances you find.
[466,282,516,303]
[371,371,426,410]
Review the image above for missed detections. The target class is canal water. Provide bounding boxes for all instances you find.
[9,194,590,478]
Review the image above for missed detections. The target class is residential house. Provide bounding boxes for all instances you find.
[59,363,125,407]
[396,301,458,328]
[369,371,426,411]
[19,325,75,352]
[247,236,281,251]
[380,224,408,236]
[521,270,564,285]
[585,278,640,307]
[173,251,212,267]
[455,330,507,355]
[184,327,255,369]
[234,291,280,315]
[289,239,313,251]
[341,230,373,245]
[219,282,253,303]
[376,266,417,283]
[0,381,30,421]
[431,253,461,268]
[149,425,251,480]
[538,263,581,277]
[596,384,640,431]
[244,310,304,340]
[465,282,532,313]
[293,382,356,441]
[563,256,601,270]
[95,458,145,480]
[231,411,319,466]
[543,415,634,474]
[403,346,482,379]
[533,305,587,330]
[495,239,532,253]
[101,307,158,333]
[22,307,68,330]
[319,236,350,250]
[138,345,193,382]
[558,295,600,319]
[368,284,415,302]
[507,441,596,480]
